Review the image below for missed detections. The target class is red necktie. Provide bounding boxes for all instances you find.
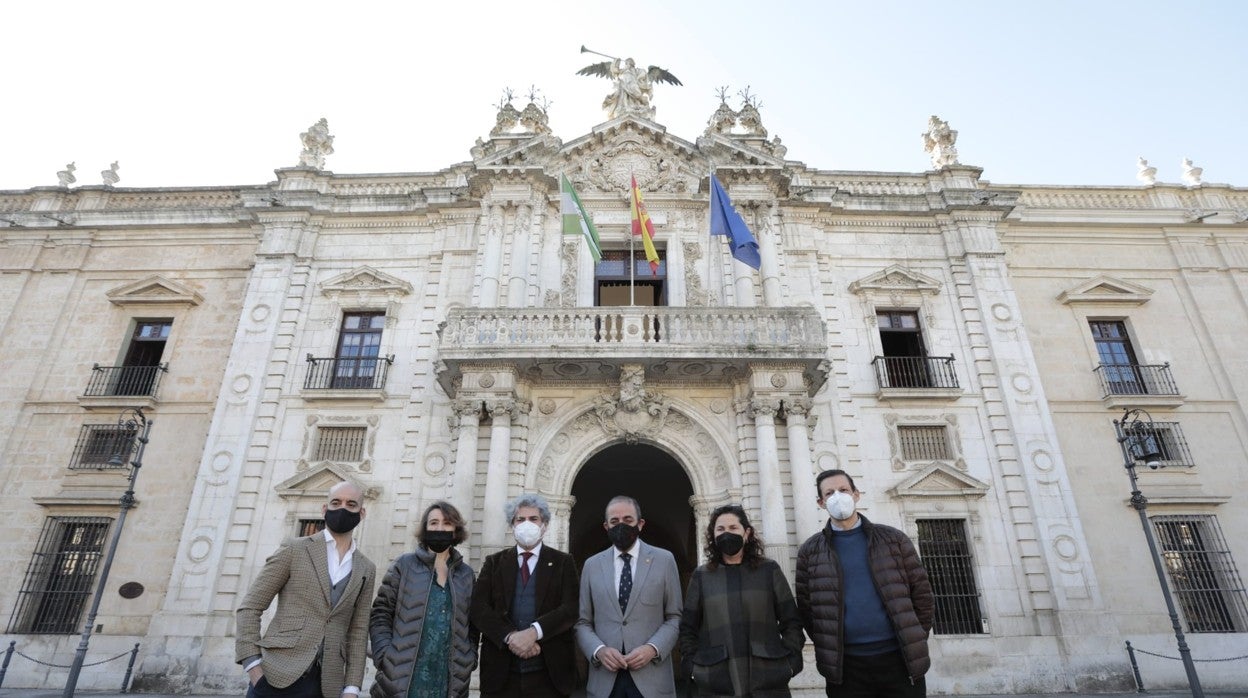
[520,551,533,585]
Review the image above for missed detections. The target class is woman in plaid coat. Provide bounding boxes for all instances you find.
[678,504,805,697]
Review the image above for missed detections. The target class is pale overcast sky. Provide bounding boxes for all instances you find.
[3,0,1245,190]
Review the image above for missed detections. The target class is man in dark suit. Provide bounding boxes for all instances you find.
[236,481,376,698]
[470,493,580,697]
[575,495,682,698]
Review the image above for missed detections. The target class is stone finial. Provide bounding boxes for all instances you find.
[57,162,77,186]
[736,87,766,137]
[1181,157,1203,186]
[1135,157,1157,185]
[101,161,120,186]
[298,118,335,169]
[704,86,736,136]
[490,89,521,137]
[922,115,959,169]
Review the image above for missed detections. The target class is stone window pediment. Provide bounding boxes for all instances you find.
[319,266,413,300]
[274,462,380,501]
[1057,275,1154,306]
[848,265,943,298]
[106,275,203,307]
[317,266,413,328]
[889,462,990,499]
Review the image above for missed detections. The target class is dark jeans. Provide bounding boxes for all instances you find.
[481,668,565,698]
[825,651,925,698]
[247,664,321,698]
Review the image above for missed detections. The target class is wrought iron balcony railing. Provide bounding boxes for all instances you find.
[871,355,959,390]
[1094,362,1179,397]
[304,354,394,391]
[83,364,167,397]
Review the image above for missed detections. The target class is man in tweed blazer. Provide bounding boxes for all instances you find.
[236,482,376,698]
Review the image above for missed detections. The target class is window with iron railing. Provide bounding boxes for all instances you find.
[8,517,112,634]
[898,425,952,461]
[1128,422,1195,467]
[1089,320,1179,396]
[1151,515,1248,633]
[916,519,986,634]
[69,424,137,469]
[314,427,367,462]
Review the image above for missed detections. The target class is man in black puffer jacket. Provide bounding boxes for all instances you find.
[795,469,934,698]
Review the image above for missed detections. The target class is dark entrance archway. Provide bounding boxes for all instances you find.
[569,443,697,583]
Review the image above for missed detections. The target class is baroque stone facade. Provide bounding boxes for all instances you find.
[1,93,1246,695]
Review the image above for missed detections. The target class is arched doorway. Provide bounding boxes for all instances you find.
[569,443,698,583]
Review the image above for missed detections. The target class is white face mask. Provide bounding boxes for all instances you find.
[513,520,544,548]
[825,491,856,521]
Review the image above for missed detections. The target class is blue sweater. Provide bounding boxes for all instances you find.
[830,524,900,655]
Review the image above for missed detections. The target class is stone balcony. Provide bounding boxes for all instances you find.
[436,306,829,396]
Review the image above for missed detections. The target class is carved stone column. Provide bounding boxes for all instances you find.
[506,203,532,307]
[760,202,782,306]
[784,397,821,547]
[482,398,517,550]
[546,493,576,552]
[449,399,483,538]
[665,229,686,306]
[479,203,504,307]
[733,255,756,307]
[750,398,788,563]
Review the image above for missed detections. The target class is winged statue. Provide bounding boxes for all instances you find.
[577,55,682,120]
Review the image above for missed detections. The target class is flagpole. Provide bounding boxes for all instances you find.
[706,165,714,307]
[629,173,636,306]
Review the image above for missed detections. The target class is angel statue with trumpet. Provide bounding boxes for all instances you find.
[577,46,681,120]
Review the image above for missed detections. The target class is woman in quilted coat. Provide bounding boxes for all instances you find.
[370,501,478,698]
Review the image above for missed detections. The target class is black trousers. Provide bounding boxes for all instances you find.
[481,668,565,698]
[609,670,645,698]
[247,664,321,698]
[825,651,925,698]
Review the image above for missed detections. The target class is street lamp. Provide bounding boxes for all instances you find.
[1113,407,1203,698]
[62,407,152,698]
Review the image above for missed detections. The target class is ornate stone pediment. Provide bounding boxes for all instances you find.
[472,133,563,170]
[888,462,989,499]
[561,118,701,194]
[1057,275,1154,305]
[274,462,381,501]
[848,265,943,296]
[591,364,670,443]
[320,266,413,296]
[696,132,788,170]
[106,275,203,306]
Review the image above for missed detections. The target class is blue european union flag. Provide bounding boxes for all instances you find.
[709,175,761,270]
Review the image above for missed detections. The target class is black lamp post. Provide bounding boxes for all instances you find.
[1113,407,1203,698]
[62,408,152,698]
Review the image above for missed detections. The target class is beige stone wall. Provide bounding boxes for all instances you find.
[0,193,255,686]
[1005,185,1248,688]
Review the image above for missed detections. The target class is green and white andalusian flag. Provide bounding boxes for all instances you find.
[560,174,602,261]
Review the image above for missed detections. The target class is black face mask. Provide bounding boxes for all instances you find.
[422,530,455,553]
[323,508,361,534]
[607,523,640,552]
[715,532,745,557]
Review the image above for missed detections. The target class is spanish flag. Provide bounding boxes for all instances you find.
[629,175,660,276]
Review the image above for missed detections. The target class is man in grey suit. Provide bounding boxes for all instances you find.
[236,481,376,698]
[576,495,683,698]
